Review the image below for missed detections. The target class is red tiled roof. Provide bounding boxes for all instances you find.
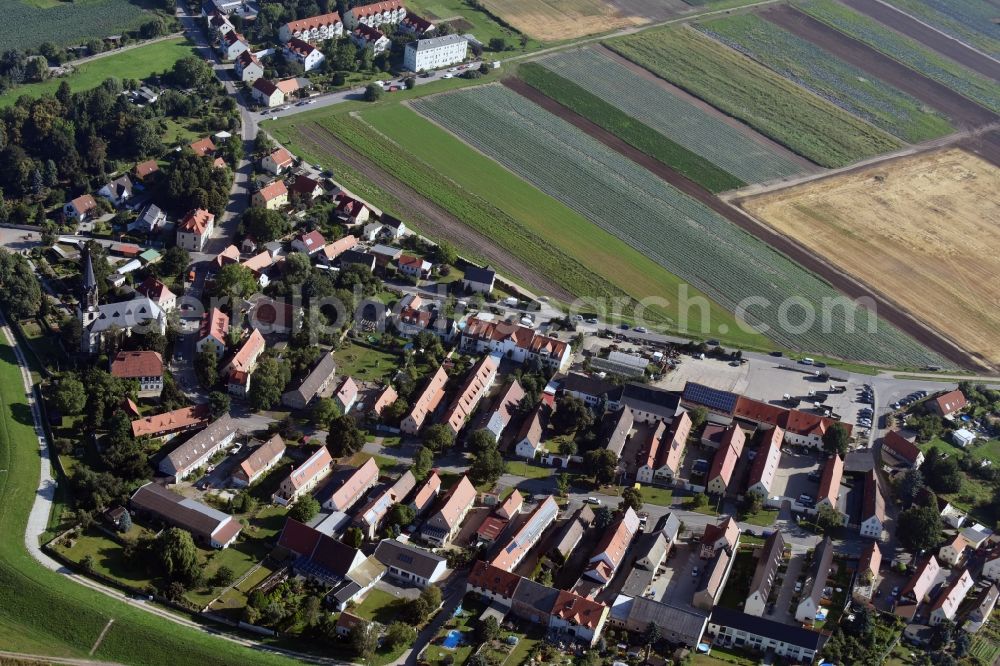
[477,515,508,541]
[276,77,302,95]
[902,556,941,602]
[349,0,403,18]
[463,317,568,359]
[702,516,739,549]
[433,475,476,531]
[747,426,783,492]
[253,78,280,96]
[552,590,605,630]
[353,23,385,41]
[296,229,325,250]
[70,194,97,213]
[200,307,229,342]
[404,366,449,432]
[327,457,378,511]
[229,329,265,373]
[707,425,745,486]
[442,355,498,433]
[411,471,441,513]
[933,390,967,416]
[131,404,210,438]
[285,11,342,33]
[285,37,317,57]
[734,396,786,425]
[267,147,294,168]
[371,385,398,415]
[240,434,286,480]
[883,430,922,464]
[277,516,322,555]
[336,376,359,407]
[817,454,844,506]
[134,160,159,179]
[257,180,287,203]
[180,208,214,235]
[468,560,520,598]
[323,235,359,260]
[640,420,667,470]
[286,446,333,491]
[111,351,163,378]
[137,277,175,303]
[236,50,261,68]
[862,470,885,523]
[189,137,216,158]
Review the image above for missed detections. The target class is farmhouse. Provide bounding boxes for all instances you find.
[404,34,467,72]
[610,596,708,648]
[130,483,241,549]
[472,380,524,442]
[279,12,343,43]
[939,534,968,567]
[334,376,358,413]
[701,517,739,559]
[282,353,338,409]
[901,556,941,605]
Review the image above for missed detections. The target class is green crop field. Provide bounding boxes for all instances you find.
[795,0,1000,114]
[531,49,803,185]
[0,336,297,663]
[517,62,745,192]
[412,85,943,366]
[697,14,953,143]
[0,37,196,108]
[268,99,765,347]
[0,0,153,52]
[884,0,1000,59]
[606,27,902,167]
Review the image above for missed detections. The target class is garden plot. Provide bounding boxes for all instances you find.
[884,0,1000,59]
[606,26,901,168]
[535,48,804,184]
[413,85,944,367]
[795,0,1000,115]
[696,13,953,143]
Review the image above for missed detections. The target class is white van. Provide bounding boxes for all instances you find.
[802,357,815,366]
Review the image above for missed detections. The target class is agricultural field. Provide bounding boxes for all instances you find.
[795,0,1000,115]
[0,37,196,107]
[529,49,804,185]
[0,0,152,52]
[403,0,537,53]
[476,0,688,41]
[740,148,1000,367]
[606,27,902,167]
[884,0,1000,59]
[696,14,953,143]
[413,85,943,367]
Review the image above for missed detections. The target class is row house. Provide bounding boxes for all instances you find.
[131,404,210,439]
[421,475,476,546]
[401,365,448,435]
[252,78,285,107]
[344,0,406,29]
[746,426,783,497]
[322,457,379,512]
[398,12,434,36]
[279,12,343,43]
[707,607,822,663]
[461,316,572,371]
[355,470,416,539]
[158,415,238,481]
[273,445,334,505]
[409,471,441,517]
[232,434,286,487]
[441,354,499,435]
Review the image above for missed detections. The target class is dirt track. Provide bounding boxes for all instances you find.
[297,123,575,301]
[840,0,1000,81]
[504,77,980,370]
[962,129,1000,166]
[761,5,999,129]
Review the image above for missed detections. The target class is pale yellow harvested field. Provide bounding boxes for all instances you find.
[479,0,646,40]
[742,149,1000,366]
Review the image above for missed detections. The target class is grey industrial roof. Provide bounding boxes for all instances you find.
[710,606,824,651]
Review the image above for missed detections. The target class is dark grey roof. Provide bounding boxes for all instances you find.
[710,606,824,652]
[658,512,681,543]
[374,539,444,579]
[463,265,495,285]
[550,505,594,560]
[803,537,834,607]
[635,532,668,571]
[512,578,559,615]
[340,250,376,270]
[619,384,680,419]
[747,531,785,600]
[625,597,708,645]
[559,372,619,400]
[682,382,739,414]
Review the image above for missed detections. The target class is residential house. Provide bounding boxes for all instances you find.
[133,160,159,182]
[262,147,294,175]
[701,516,740,559]
[559,372,619,409]
[176,208,215,252]
[158,415,238,481]
[422,475,476,546]
[901,556,942,605]
[401,366,448,435]
[883,430,925,467]
[273,445,334,505]
[64,194,97,222]
[131,482,241,548]
[335,376,359,413]
[635,421,667,485]
[961,523,993,549]
[693,548,733,611]
[816,454,845,516]
[982,546,1000,583]
[276,76,308,98]
[252,78,284,107]
[289,174,324,200]
[398,12,434,36]
[374,539,447,587]
[930,389,967,418]
[232,434,286,486]
[130,203,167,234]
[603,408,634,458]
[860,470,886,539]
[189,137,216,159]
[491,496,559,571]
[355,471,416,539]
[939,534,969,567]
[197,307,229,358]
[441,355,499,435]
[292,229,326,255]
[234,50,263,82]
[647,411,692,485]
[218,30,249,60]
[380,214,406,239]
[282,353,338,409]
[208,11,234,35]
[460,316,571,371]
[410,471,441,517]
[549,591,608,646]
[964,585,998,634]
[241,251,276,287]
[339,249,376,272]
[584,507,640,586]
[467,560,522,606]
[929,569,973,625]
[610,596,708,648]
[398,254,432,279]
[335,195,371,225]
[344,0,405,29]
[370,385,398,417]
[707,607,823,663]
[350,24,390,54]
[462,265,495,294]
[322,457,379,512]
[403,33,467,70]
[224,329,266,396]
[618,384,680,424]
[213,244,241,271]
[746,427,783,497]
[795,537,834,624]
[514,404,547,460]
[253,180,288,209]
[284,37,325,71]
[319,235,359,265]
[706,425,746,495]
[511,578,560,626]
[744,531,786,617]
[335,612,367,637]
[279,12,343,43]
[110,350,164,398]
[855,542,882,601]
[130,404,210,438]
[97,174,134,207]
[475,380,524,442]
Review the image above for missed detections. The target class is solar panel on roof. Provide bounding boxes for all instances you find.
[683,382,738,413]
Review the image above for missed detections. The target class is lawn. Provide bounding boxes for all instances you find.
[0,37,197,107]
[332,341,401,383]
[0,335,298,663]
[507,459,553,480]
[741,509,779,527]
[405,0,539,53]
[0,0,153,52]
[919,436,997,520]
[693,645,758,665]
[639,485,674,507]
[349,451,408,474]
[352,588,407,624]
[606,26,901,167]
[53,528,156,590]
[717,549,756,609]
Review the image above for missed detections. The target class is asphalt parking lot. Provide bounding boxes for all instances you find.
[770,450,823,503]
[657,543,703,606]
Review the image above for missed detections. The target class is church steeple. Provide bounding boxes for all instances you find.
[81,248,98,311]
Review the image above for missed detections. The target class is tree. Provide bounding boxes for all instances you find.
[214,565,235,586]
[363,83,383,102]
[414,446,434,481]
[593,505,614,530]
[385,621,416,649]
[159,246,190,280]
[823,424,850,457]
[157,527,200,584]
[196,348,218,388]
[488,37,507,51]
[214,263,258,301]
[350,622,378,662]
[556,473,570,497]
[478,615,501,642]
[344,526,364,548]
[54,375,87,414]
[208,391,231,418]
[386,503,415,529]
[642,621,661,663]
[743,491,764,517]
[327,414,365,457]
[117,511,132,533]
[170,55,214,88]
[897,505,943,551]
[690,492,708,509]
[687,407,707,432]
[621,486,643,512]
[423,423,455,453]
[420,585,442,613]
[815,504,843,534]
[470,444,506,487]
[435,240,457,266]
[583,448,618,486]
[897,468,925,508]
[553,394,593,434]
[921,448,963,494]
[311,397,341,426]
[289,495,320,523]
[248,357,291,410]
[468,429,496,453]
[382,397,409,426]
[242,207,289,243]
